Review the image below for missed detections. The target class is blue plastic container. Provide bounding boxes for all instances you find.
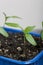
[0,27,43,65]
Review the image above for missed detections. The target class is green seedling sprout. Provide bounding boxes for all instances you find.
[3,12,21,23]
[0,13,9,37]
[41,21,43,40]
[2,12,21,37]
[5,22,37,46]
[3,12,37,46]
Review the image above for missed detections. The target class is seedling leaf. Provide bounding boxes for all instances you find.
[5,23,20,28]
[3,12,21,22]
[25,34,37,46]
[6,16,21,19]
[0,27,8,37]
[24,26,35,33]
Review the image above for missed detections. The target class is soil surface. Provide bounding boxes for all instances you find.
[0,32,43,61]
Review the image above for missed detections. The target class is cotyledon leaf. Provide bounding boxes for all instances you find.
[0,27,9,37]
[24,26,35,33]
[5,23,21,28]
[3,12,21,19]
[6,16,21,19]
[25,33,37,46]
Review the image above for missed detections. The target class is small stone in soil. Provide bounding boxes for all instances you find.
[5,40,8,44]
[14,39,18,43]
[18,54,26,61]
[14,35,18,38]
[14,55,17,58]
[8,54,12,58]
[6,40,8,41]
[4,49,9,53]
[0,49,2,52]
[42,41,43,44]
[28,50,31,53]
[17,38,22,40]
[28,53,32,57]
[20,54,26,58]
[17,47,22,51]
[37,50,38,53]
[0,49,3,55]
[33,52,36,55]
[21,43,24,46]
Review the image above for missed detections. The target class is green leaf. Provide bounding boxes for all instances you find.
[41,30,43,40]
[24,26,35,33]
[5,22,20,28]
[6,16,21,19]
[25,34,37,46]
[3,12,21,19]
[0,27,9,37]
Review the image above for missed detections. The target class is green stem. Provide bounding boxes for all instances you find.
[19,26,26,55]
[3,12,7,27]
[24,34,26,52]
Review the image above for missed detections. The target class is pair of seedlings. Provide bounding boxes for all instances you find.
[0,12,43,46]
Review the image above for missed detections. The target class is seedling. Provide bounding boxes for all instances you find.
[0,13,9,37]
[41,22,43,40]
[3,12,37,46]
[5,22,37,46]
[0,12,21,37]
[3,12,21,23]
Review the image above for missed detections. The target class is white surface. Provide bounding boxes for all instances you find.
[0,0,43,29]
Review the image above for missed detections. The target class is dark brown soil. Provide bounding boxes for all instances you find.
[0,32,43,61]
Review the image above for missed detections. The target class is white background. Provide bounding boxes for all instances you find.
[0,0,43,30]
